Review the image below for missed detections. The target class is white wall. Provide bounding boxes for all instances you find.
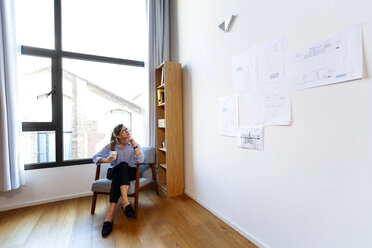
[0,164,95,211]
[172,0,372,247]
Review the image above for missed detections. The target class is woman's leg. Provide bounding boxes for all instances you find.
[107,162,136,207]
[104,165,123,222]
[104,202,116,222]
[107,166,122,203]
[106,163,137,218]
[120,185,130,207]
[119,166,136,207]
[102,164,131,237]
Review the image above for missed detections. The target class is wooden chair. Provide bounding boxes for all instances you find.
[91,146,159,214]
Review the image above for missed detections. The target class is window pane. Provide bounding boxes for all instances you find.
[15,0,54,49]
[19,56,52,122]
[62,0,146,61]
[62,59,147,160]
[21,131,56,164]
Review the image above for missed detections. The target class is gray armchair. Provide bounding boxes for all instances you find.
[91,146,158,214]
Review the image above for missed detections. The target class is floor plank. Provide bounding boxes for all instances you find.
[0,205,43,247]
[0,189,257,248]
[69,197,93,248]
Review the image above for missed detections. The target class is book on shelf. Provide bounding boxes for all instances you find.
[157,88,165,104]
[161,67,165,85]
[158,119,166,128]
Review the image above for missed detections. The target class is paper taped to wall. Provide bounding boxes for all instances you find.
[287,24,363,91]
[239,89,291,126]
[256,34,287,88]
[219,95,239,137]
[237,126,264,150]
[231,34,288,94]
[231,48,257,94]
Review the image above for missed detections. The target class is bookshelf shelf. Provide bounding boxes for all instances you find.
[155,61,184,198]
[159,163,167,170]
[156,61,165,69]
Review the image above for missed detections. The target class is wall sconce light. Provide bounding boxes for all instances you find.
[218,15,237,33]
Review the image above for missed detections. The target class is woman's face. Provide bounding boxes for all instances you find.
[117,126,130,140]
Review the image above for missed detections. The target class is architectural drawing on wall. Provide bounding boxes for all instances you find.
[227,24,363,151]
[219,95,239,137]
[231,48,257,94]
[237,126,264,150]
[256,34,286,87]
[231,34,288,94]
[261,89,291,125]
[239,89,291,126]
[287,24,362,91]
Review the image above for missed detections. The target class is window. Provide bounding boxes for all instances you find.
[15,0,147,169]
[37,132,55,163]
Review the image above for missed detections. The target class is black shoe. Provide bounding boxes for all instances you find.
[123,204,136,218]
[101,221,113,237]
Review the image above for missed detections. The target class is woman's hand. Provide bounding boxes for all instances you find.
[105,156,115,163]
[128,135,135,145]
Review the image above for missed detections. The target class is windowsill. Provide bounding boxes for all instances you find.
[24,158,93,170]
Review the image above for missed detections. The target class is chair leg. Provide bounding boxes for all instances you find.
[134,190,139,211]
[134,166,140,211]
[151,164,159,195]
[91,192,97,214]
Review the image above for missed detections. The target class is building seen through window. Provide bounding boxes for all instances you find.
[15,0,147,169]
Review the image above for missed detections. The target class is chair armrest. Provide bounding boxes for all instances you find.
[135,162,155,179]
[135,162,155,165]
[135,162,157,187]
[94,164,101,180]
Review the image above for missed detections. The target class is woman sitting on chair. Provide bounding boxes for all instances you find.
[93,123,144,237]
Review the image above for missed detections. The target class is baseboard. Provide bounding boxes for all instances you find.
[184,189,268,248]
[0,192,92,212]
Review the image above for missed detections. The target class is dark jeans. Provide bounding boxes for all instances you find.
[106,162,137,203]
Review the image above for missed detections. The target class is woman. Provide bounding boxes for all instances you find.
[93,124,144,237]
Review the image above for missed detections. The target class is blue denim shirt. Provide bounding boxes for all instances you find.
[92,142,144,168]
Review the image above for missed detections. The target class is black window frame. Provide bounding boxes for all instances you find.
[21,0,145,170]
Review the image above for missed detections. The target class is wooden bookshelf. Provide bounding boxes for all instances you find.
[155,61,184,198]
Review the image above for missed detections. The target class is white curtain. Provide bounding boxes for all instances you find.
[0,0,24,191]
[146,0,170,147]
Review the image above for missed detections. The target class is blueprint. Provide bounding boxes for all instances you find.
[239,89,291,126]
[231,34,287,94]
[219,95,239,137]
[261,89,291,126]
[287,24,363,91]
[231,48,257,94]
[237,126,264,150]
[256,34,287,88]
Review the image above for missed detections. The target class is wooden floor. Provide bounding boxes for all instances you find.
[0,189,257,248]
